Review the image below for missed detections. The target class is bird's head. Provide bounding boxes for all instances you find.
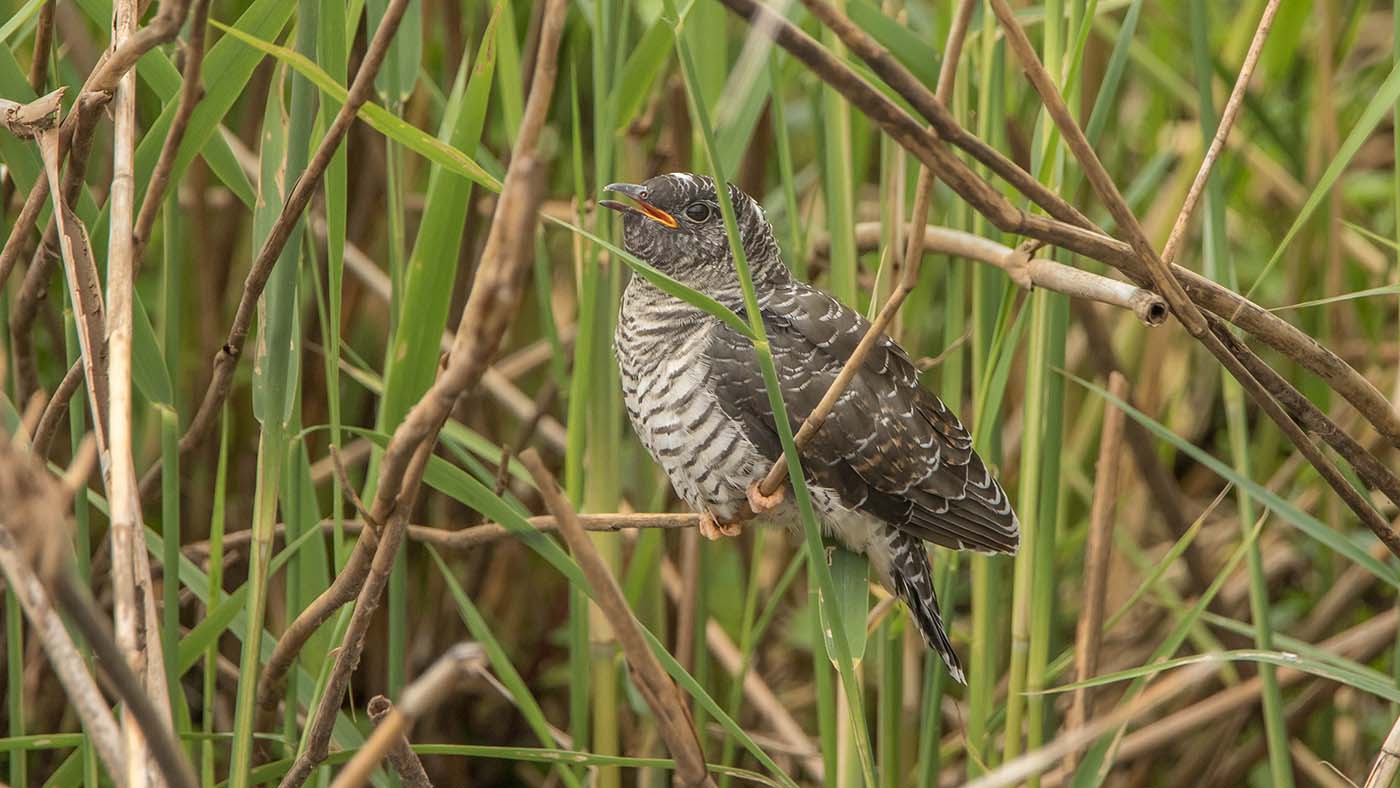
[600,172,785,297]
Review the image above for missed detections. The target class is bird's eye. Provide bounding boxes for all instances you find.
[684,203,711,222]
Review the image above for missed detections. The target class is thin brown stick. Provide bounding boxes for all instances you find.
[794,0,1093,231]
[185,513,699,561]
[26,1,55,92]
[267,7,563,779]
[132,0,213,260]
[1160,0,1281,265]
[32,359,86,459]
[0,2,53,206]
[0,165,51,291]
[523,450,715,787]
[750,0,981,500]
[172,0,421,481]
[7,90,106,406]
[0,529,125,779]
[0,0,192,285]
[52,574,199,788]
[753,212,925,498]
[1064,372,1128,772]
[362,697,433,788]
[0,426,195,788]
[326,212,570,452]
[331,644,484,788]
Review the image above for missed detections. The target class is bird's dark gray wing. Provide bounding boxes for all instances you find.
[706,281,1019,554]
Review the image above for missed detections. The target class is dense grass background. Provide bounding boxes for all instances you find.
[1,0,1400,785]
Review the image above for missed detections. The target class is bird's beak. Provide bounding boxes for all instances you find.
[599,182,678,228]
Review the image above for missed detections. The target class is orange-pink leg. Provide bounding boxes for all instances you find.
[698,511,743,540]
[747,481,785,515]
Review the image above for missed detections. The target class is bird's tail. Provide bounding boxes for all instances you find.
[889,532,966,685]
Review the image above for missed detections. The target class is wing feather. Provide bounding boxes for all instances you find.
[707,281,1019,554]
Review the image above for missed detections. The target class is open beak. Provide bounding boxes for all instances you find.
[599,182,678,228]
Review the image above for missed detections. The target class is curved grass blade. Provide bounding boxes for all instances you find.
[1066,371,1400,590]
[211,20,499,190]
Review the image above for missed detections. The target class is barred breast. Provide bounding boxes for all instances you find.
[616,280,768,521]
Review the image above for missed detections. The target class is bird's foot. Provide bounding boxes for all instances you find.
[746,482,785,515]
[698,511,743,541]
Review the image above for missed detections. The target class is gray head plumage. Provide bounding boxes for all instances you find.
[601,172,786,300]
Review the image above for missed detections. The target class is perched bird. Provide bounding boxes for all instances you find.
[602,172,1019,682]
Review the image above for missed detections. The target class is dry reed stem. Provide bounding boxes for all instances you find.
[1291,739,1353,788]
[132,0,213,260]
[1064,375,1131,767]
[523,451,715,788]
[0,530,125,779]
[0,0,192,289]
[328,220,569,451]
[108,4,177,780]
[25,0,54,92]
[185,513,699,560]
[1072,302,1217,593]
[330,643,484,788]
[8,91,108,406]
[266,5,563,777]
[1160,0,1281,265]
[1064,372,1129,772]
[52,575,199,788]
[0,425,197,787]
[363,697,433,788]
[32,359,86,459]
[0,436,123,779]
[836,223,1169,324]
[0,88,63,136]
[184,131,569,476]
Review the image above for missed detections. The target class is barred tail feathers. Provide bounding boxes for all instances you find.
[889,531,965,685]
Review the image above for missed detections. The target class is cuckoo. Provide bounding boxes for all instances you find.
[603,172,1019,682]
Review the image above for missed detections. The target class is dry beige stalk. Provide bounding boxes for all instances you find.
[1064,373,1129,773]
[834,224,1170,325]
[0,88,64,138]
[1160,0,1282,265]
[330,643,484,788]
[109,1,160,781]
[523,450,716,788]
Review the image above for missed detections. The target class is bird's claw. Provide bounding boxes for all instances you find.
[747,482,785,515]
[699,511,742,540]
